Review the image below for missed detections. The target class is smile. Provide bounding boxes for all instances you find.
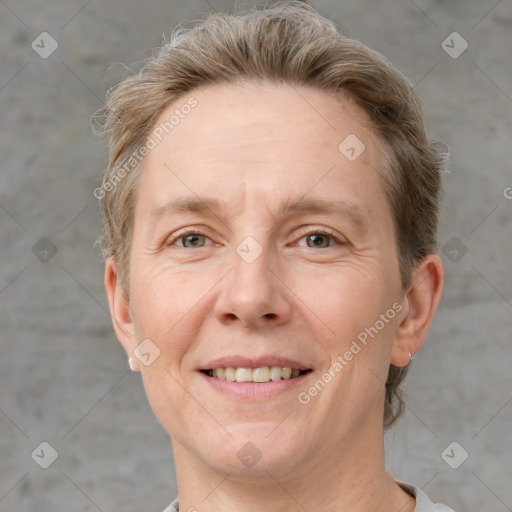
[201,366,313,383]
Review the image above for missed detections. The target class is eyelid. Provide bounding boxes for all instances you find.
[294,226,346,247]
[164,226,214,248]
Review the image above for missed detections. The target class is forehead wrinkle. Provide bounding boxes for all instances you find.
[144,182,246,230]
[146,192,371,235]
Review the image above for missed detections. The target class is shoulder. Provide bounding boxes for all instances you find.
[397,481,457,512]
[163,485,456,512]
[161,497,179,512]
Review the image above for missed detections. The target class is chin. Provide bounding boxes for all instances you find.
[201,425,307,480]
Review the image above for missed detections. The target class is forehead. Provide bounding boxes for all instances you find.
[135,81,390,225]
[152,81,382,163]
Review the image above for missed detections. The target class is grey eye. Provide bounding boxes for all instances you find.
[178,233,207,248]
[305,233,332,248]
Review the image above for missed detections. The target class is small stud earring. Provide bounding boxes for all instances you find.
[408,351,413,362]
[128,357,136,371]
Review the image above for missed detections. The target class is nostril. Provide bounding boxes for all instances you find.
[264,313,277,319]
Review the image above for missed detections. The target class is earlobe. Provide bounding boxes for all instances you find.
[104,257,140,371]
[391,254,444,367]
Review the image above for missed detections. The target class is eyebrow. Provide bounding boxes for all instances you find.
[147,195,370,231]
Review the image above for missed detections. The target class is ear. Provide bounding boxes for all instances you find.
[104,257,140,371]
[391,254,444,367]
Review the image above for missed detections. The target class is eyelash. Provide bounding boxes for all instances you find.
[165,227,345,249]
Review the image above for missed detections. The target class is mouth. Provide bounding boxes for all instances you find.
[197,361,315,400]
[197,356,315,400]
[199,366,313,383]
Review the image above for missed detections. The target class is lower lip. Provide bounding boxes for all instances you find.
[197,371,313,400]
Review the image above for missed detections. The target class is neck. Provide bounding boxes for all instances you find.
[171,416,415,512]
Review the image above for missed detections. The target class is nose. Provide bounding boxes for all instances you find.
[213,240,293,330]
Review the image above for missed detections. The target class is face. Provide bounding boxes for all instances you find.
[114,81,409,480]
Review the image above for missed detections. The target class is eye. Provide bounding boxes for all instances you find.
[297,229,343,249]
[164,228,344,250]
[166,229,212,248]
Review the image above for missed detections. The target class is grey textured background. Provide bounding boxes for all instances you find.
[1,1,511,511]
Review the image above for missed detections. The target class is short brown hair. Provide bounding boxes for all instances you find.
[96,1,445,428]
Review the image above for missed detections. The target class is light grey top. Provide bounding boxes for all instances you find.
[161,481,456,511]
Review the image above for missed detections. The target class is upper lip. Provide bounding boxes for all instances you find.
[199,356,313,371]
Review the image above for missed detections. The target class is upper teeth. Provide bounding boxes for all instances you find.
[211,366,302,383]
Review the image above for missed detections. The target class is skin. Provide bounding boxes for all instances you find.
[105,81,444,512]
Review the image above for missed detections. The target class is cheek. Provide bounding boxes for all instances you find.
[309,264,385,321]
[129,263,211,360]
[304,262,400,362]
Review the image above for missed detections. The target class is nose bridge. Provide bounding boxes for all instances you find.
[214,232,291,327]
[231,234,275,304]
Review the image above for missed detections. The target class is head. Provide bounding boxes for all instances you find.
[99,1,444,477]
